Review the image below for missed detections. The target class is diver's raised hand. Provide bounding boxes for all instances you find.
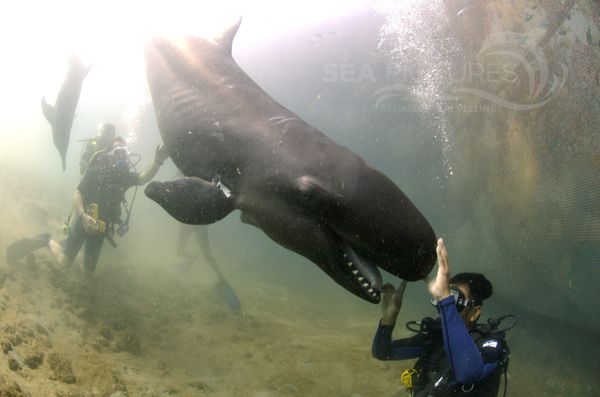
[428,238,451,302]
[381,280,407,326]
[154,145,169,165]
[138,145,171,185]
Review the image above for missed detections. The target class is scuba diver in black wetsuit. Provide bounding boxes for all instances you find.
[177,224,212,264]
[79,123,117,175]
[47,137,169,275]
[176,222,241,312]
[173,171,241,312]
[5,123,120,265]
[6,135,169,276]
[372,239,513,397]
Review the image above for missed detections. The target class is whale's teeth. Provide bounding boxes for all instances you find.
[352,270,359,275]
[368,288,374,293]
[358,276,364,282]
[347,262,353,267]
[362,283,369,288]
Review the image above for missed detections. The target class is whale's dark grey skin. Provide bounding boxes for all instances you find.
[144,20,436,303]
[145,177,234,224]
[41,55,90,170]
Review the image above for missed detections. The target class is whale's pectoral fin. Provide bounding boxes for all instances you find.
[145,177,234,225]
[41,97,54,125]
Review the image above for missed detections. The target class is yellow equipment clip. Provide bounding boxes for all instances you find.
[401,368,418,390]
[86,203,106,233]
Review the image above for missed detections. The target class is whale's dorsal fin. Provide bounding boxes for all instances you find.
[216,17,242,55]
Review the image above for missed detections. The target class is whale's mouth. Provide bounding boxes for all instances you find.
[341,243,383,302]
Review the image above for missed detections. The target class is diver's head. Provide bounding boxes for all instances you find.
[108,137,129,170]
[97,123,117,148]
[449,272,493,327]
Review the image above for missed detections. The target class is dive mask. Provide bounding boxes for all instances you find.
[109,145,129,169]
[430,286,477,312]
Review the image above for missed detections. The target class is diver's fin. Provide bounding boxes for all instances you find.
[203,254,240,311]
[215,278,241,312]
[6,233,50,263]
[145,177,235,225]
[40,97,54,124]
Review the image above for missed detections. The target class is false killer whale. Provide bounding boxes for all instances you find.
[41,55,89,170]
[144,20,436,303]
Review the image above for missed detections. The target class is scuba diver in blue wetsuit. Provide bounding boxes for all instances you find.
[372,238,513,397]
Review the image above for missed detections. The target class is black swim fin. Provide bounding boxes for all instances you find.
[6,233,50,263]
[206,256,241,312]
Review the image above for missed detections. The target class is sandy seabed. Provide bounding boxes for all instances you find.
[0,171,598,397]
[0,248,406,397]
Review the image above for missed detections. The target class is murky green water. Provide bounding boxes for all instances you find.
[0,1,598,396]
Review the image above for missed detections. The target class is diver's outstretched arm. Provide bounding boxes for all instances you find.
[137,145,169,185]
[381,280,407,326]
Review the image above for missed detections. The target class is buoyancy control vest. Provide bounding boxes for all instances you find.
[408,316,513,397]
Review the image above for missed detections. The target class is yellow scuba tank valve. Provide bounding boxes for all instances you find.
[86,203,106,233]
[401,368,418,390]
[61,222,70,235]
